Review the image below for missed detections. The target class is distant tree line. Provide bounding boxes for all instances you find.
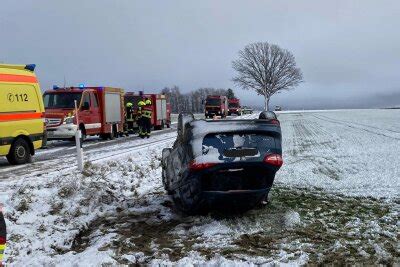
[161,86,236,113]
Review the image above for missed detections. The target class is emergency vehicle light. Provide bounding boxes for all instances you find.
[53,85,60,90]
[24,64,36,71]
[79,83,85,89]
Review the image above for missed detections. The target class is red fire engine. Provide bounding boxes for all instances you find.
[204,95,228,118]
[43,86,125,141]
[124,92,171,130]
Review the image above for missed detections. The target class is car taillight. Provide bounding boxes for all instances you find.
[270,119,280,125]
[264,154,283,167]
[189,161,217,171]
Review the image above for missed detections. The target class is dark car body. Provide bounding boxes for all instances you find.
[162,113,282,214]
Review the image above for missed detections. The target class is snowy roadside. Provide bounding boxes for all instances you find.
[1,110,399,265]
[3,144,173,265]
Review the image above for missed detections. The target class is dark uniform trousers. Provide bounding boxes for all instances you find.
[0,208,6,265]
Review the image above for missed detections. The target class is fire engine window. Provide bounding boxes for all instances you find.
[91,93,99,108]
[82,93,90,107]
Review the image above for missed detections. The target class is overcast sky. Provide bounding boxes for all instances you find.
[1,0,400,109]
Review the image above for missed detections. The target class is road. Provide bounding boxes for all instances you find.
[0,127,177,179]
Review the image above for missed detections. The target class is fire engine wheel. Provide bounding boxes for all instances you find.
[7,138,32,165]
[100,134,109,140]
[79,125,86,143]
[155,121,165,130]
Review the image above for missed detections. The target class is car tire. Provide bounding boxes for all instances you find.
[7,138,32,165]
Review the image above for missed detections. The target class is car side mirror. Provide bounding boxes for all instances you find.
[81,102,90,110]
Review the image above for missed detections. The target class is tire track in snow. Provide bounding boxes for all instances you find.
[312,114,400,141]
[283,114,344,180]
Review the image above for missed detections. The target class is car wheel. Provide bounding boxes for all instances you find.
[7,138,32,165]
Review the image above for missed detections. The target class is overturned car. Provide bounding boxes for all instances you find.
[162,112,283,214]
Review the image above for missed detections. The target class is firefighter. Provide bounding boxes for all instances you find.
[0,204,6,266]
[125,102,134,135]
[142,98,153,138]
[137,98,146,138]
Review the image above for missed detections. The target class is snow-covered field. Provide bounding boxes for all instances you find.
[1,109,399,265]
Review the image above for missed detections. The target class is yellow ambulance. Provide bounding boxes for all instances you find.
[0,64,45,165]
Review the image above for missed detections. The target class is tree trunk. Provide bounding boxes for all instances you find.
[264,96,270,111]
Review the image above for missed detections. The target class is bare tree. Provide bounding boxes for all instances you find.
[232,42,303,110]
[161,87,230,113]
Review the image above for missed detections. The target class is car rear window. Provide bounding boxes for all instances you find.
[201,132,275,162]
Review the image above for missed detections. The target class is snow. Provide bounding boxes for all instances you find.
[276,109,400,199]
[0,109,399,265]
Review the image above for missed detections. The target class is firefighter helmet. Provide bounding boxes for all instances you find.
[126,102,133,108]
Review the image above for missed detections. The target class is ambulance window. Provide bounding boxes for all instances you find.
[92,93,99,108]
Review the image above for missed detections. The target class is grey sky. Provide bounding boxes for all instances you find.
[1,0,400,109]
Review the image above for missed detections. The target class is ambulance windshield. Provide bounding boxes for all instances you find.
[44,92,82,109]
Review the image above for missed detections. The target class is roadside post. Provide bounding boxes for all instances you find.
[74,100,84,171]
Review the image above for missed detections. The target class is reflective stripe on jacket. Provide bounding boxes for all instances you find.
[142,105,152,119]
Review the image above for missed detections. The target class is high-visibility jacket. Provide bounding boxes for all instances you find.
[126,103,134,122]
[142,104,152,119]
[137,100,146,117]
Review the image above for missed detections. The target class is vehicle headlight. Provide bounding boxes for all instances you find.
[64,116,75,124]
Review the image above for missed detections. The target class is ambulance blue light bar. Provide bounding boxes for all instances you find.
[25,64,36,71]
[79,83,85,89]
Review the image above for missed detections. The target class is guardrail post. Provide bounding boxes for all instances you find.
[75,129,84,171]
